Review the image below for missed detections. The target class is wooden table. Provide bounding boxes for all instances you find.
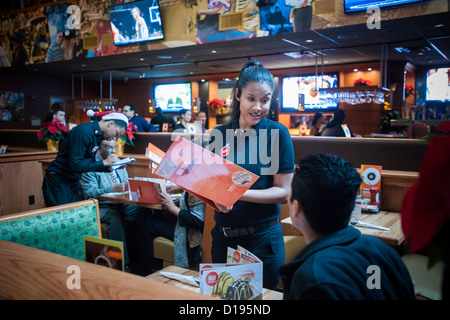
[99,192,163,210]
[146,265,284,300]
[0,240,212,300]
[281,211,405,246]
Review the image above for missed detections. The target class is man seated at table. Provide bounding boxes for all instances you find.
[279,153,415,300]
[79,138,148,274]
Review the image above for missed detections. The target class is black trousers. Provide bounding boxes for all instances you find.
[211,223,285,290]
[42,171,83,207]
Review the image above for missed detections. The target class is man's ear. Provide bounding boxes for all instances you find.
[291,199,302,218]
[107,120,115,128]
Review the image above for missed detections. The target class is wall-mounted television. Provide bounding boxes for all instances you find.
[281,74,339,113]
[426,67,450,102]
[109,0,164,46]
[153,82,192,112]
[344,0,428,13]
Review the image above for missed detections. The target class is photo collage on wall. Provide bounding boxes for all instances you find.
[0,0,447,68]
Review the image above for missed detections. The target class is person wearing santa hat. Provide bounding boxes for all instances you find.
[42,111,128,207]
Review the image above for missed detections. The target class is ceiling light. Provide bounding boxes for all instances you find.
[305,39,313,43]
[354,69,358,72]
[211,50,217,53]
[156,55,172,59]
[139,58,144,61]
[434,24,444,28]
[368,68,372,71]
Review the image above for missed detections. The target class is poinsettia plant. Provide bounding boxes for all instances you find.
[353,78,372,86]
[37,120,68,142]
[405,85,415,99]
[120,122,138,146]
[208,98,228,110]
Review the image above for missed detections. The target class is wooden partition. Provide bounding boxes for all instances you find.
[128,133,428,172]
[0,146,57,216]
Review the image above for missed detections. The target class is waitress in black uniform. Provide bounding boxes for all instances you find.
[42,111,128,207]
[209,61,295,289]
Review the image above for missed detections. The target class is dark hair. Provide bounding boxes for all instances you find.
[231,60,275,121]
[326,109,345,128]
[312,112,323,126]
[179,109,190,116]
[44,103,64,122]
[125,104,136,112]
[112,119,128,129]
[291,154,361,235]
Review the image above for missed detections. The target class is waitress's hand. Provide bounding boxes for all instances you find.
[214,202,233,213]
[103,154,118,167]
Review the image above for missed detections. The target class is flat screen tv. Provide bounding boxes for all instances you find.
[426,67,450,102]
[109,0,164,46]
[344,0,428,13]
[153,82,192,112]
[281,74,338,113]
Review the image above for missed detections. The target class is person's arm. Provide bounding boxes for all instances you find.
[80,172,112,199]
[178,202,205,231]
[145,120,157,132]
[215,173,293,213]
[67,128,112,173]
[240,172,293,204]
[197,4,222,16]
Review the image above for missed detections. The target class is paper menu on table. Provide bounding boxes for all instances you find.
[111,157,136,170]
[127,177,166,204]
[199,247,263,300]
[145,143,166,172]
[153,136,259,210]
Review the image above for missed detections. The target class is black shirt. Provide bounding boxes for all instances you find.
[47,121,107,181]
[209,117,295,227]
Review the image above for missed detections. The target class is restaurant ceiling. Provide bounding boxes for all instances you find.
[2,11,449,81]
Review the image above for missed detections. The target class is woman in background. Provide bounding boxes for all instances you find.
[174,109,192,133]
[309,111,324,136]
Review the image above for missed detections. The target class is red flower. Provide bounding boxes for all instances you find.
[209,98,228,109]
[120,122,137,146]
[37,120,68,142]
[405,85,415,99]
[353,78,372,86]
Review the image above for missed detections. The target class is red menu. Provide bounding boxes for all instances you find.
[153,136,259,211]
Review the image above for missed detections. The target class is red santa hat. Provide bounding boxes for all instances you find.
[87,110,128,126]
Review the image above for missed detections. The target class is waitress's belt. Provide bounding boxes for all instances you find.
[221,219,279,237]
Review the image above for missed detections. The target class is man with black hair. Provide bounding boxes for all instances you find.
[122,103,157,132]
[280,154,415,299]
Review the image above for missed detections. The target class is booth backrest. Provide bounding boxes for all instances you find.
[130,133,427,172]
[0,199,101,260]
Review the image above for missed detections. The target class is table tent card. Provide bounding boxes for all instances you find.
[199,246,263,300]
[360,164,382,213]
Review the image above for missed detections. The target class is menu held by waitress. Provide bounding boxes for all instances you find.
[151,136,259,211]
